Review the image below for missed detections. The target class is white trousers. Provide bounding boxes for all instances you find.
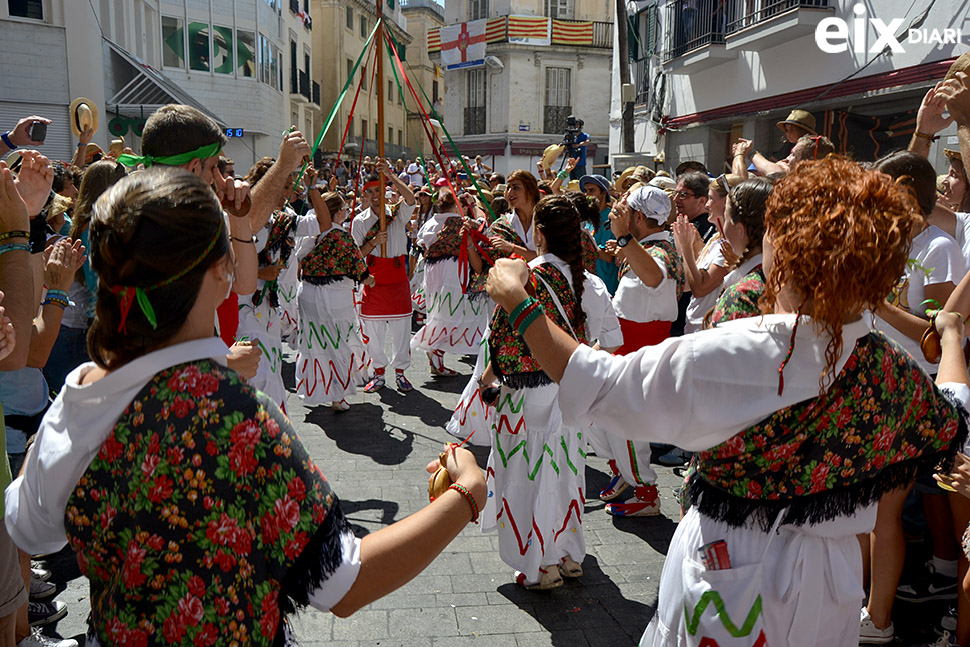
[361,316,411,371]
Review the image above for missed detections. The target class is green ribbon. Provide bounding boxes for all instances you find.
[293,18,383,188]
[134,287,158,329]
[117,141,223,168]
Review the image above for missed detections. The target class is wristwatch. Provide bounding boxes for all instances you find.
[616,234,633,248]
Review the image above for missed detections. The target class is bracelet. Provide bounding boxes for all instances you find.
[914,130,939,141]
[0,242,29,257]
[517,302,544,337]
[508,296,537,325]
[557,169,569,180]
[42,295,70,309]
[509,299,540,332]
[0,230,28,243]
[448,483,479,524]
[44,288,68,300]
[1,132,16,150]
[232,235,256,244]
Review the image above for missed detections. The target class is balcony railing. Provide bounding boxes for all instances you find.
[464,107,486,135]
[290,68,298,95]
[299,70,311,101]
[726,0,829,34]
[544,106,572,134]
[312,81,321,106]
[662,0,726,62]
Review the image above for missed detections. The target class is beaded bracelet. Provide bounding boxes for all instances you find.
[0,230,28,243]
[42,295,70,309]
[449,483,479,524]
[45,288,69,300]
[516,302,544,337]
[507,296,537,325]
[0,242,29,257]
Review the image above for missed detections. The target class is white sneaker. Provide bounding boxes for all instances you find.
[18,628,78,647]
[859,607,893,644]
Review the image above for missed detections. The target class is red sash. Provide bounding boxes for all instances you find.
[615,318,671,355]
[360,255,411,317]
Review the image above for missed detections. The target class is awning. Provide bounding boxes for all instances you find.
[104,39,226,127]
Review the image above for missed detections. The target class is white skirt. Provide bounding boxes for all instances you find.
[295,279,369,405]
[641,505,874,647]
[481,382,586,581]
[410,257,489,356]
[445,331,492,447]
[236,296,287,413]
[410,255,427,314]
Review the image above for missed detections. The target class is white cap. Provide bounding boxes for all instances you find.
[627,185,671,225]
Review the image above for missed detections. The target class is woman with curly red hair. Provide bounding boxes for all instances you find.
[485,156,970,645]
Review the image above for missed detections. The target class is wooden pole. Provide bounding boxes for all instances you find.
[616,0,634,153]
[377,0,387,256]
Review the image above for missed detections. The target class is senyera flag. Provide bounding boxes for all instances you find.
[440,19,487,70]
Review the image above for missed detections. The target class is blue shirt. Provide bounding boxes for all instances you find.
[573,132,589,167]
[587,207,619,295]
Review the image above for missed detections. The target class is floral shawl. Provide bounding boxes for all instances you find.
[617,237,687,300]
[488,262,589,389]
[425,216,465,265]
[300,227,368,286]
[64,360,348,647]
[253,210,297,308]
[710,265,765,326]
[689,332,968,530]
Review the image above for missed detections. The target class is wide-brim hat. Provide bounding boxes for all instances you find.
[776,109,817,137]
[944,148,963,164]
[84,143,104,164]
[69,97,99,137]
[648,176,677,191]
[579,174,610,194]
[675,160,708,177]
[541,144,564,170]
[4,150,23,173]
[946,52,970,80]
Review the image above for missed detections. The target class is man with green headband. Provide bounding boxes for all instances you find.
[125,104,261,378]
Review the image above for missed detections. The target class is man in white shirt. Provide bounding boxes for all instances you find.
[351,159,417,392]
[592,185,685,517]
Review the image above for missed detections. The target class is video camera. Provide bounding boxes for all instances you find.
[562,115,581,147]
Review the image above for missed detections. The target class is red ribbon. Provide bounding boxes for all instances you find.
[457,222,496,293]
[110,285,136,334]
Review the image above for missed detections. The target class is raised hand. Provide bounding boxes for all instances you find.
[0,161,29,233]
[916,82,955,134]
[13,150,54,216]
[278,130,311,171]
[9,115,51,148]
[44,238,86,292]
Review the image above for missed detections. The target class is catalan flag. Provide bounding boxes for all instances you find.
[428,28,441,53]
[552,19,594,46]
[507,16,550,45]
[486,16,507,43]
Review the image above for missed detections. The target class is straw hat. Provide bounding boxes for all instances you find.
[69,97,99,137]
[47,194,72,221]
[541,144,564,171]
[616,165,654,193]
[4,150,23,173]
[776,109,817,136]
[84,143,104,165]
[946,52,970,80]
[944,148,963,164]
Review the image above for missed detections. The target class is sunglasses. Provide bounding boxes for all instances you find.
[715,174,729,195]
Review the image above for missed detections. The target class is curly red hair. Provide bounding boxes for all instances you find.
[762,156,923,385]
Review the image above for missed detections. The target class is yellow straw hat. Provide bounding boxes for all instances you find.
[541,144,564,171]
[69,97,99,137]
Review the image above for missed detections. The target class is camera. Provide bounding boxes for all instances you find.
[28,120,47,143]
[562,115,580,147]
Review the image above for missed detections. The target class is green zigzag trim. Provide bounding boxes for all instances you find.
[306,320,346,351]
[684,591,763,637]
[428,291,486,317]
[495,392,525,414]
[560,437,578,476]
[494,440,559,479]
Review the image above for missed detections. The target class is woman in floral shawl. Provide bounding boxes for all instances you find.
[485,157,970,646]
[4,168,486,647]
[295,188,373,412]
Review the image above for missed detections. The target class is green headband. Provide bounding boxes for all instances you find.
[117,141,222,168]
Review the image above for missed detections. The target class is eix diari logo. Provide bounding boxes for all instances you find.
[815,3,962,54]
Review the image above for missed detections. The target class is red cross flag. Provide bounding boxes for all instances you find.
[440,19,487,70]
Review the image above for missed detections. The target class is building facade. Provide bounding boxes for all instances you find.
[429,0,614,175]
[310,0,413,161]
[400,0,445,160]
[0,0,320,171]
[611,0,970,175]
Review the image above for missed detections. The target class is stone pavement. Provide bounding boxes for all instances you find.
[38,348,684,647]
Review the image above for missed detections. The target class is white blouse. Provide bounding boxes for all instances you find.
[351,201,416,257]
[612,232,679,323]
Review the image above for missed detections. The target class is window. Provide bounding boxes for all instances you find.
[213,26,234,74]
[162,16,185,68]
[397,130,402,147]
[362,119,368,140]
[388,126,393,143]
[375,123,379,140]
[433,80,439,104]
[388,79,394,98]
[347,58,354,84]
[360,14,367,38]
[465,68,486,135]
[189,22,211,72]
[7,0,42,19]
[290,40,298,93]
[347,117,354,138]
[258,33,281,90]
[544,67,571,133]
[544,0,573,19]
[261,0,278,9]
[346,6,353,29]
[469,0,488,21]
[238,30,256,77]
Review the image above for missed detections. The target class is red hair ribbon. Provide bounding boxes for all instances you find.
[110,286,137,335]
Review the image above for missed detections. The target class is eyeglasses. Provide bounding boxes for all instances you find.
[674,190,698,199]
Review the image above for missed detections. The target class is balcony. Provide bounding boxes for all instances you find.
[661,0,736,74]
[312,80,320,106]
[724,0,832,50]
[299,70,311,101]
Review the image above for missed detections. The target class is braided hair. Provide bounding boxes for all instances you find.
[534,195,587,334]
[726,178,774,264]
[564,191,600,233]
